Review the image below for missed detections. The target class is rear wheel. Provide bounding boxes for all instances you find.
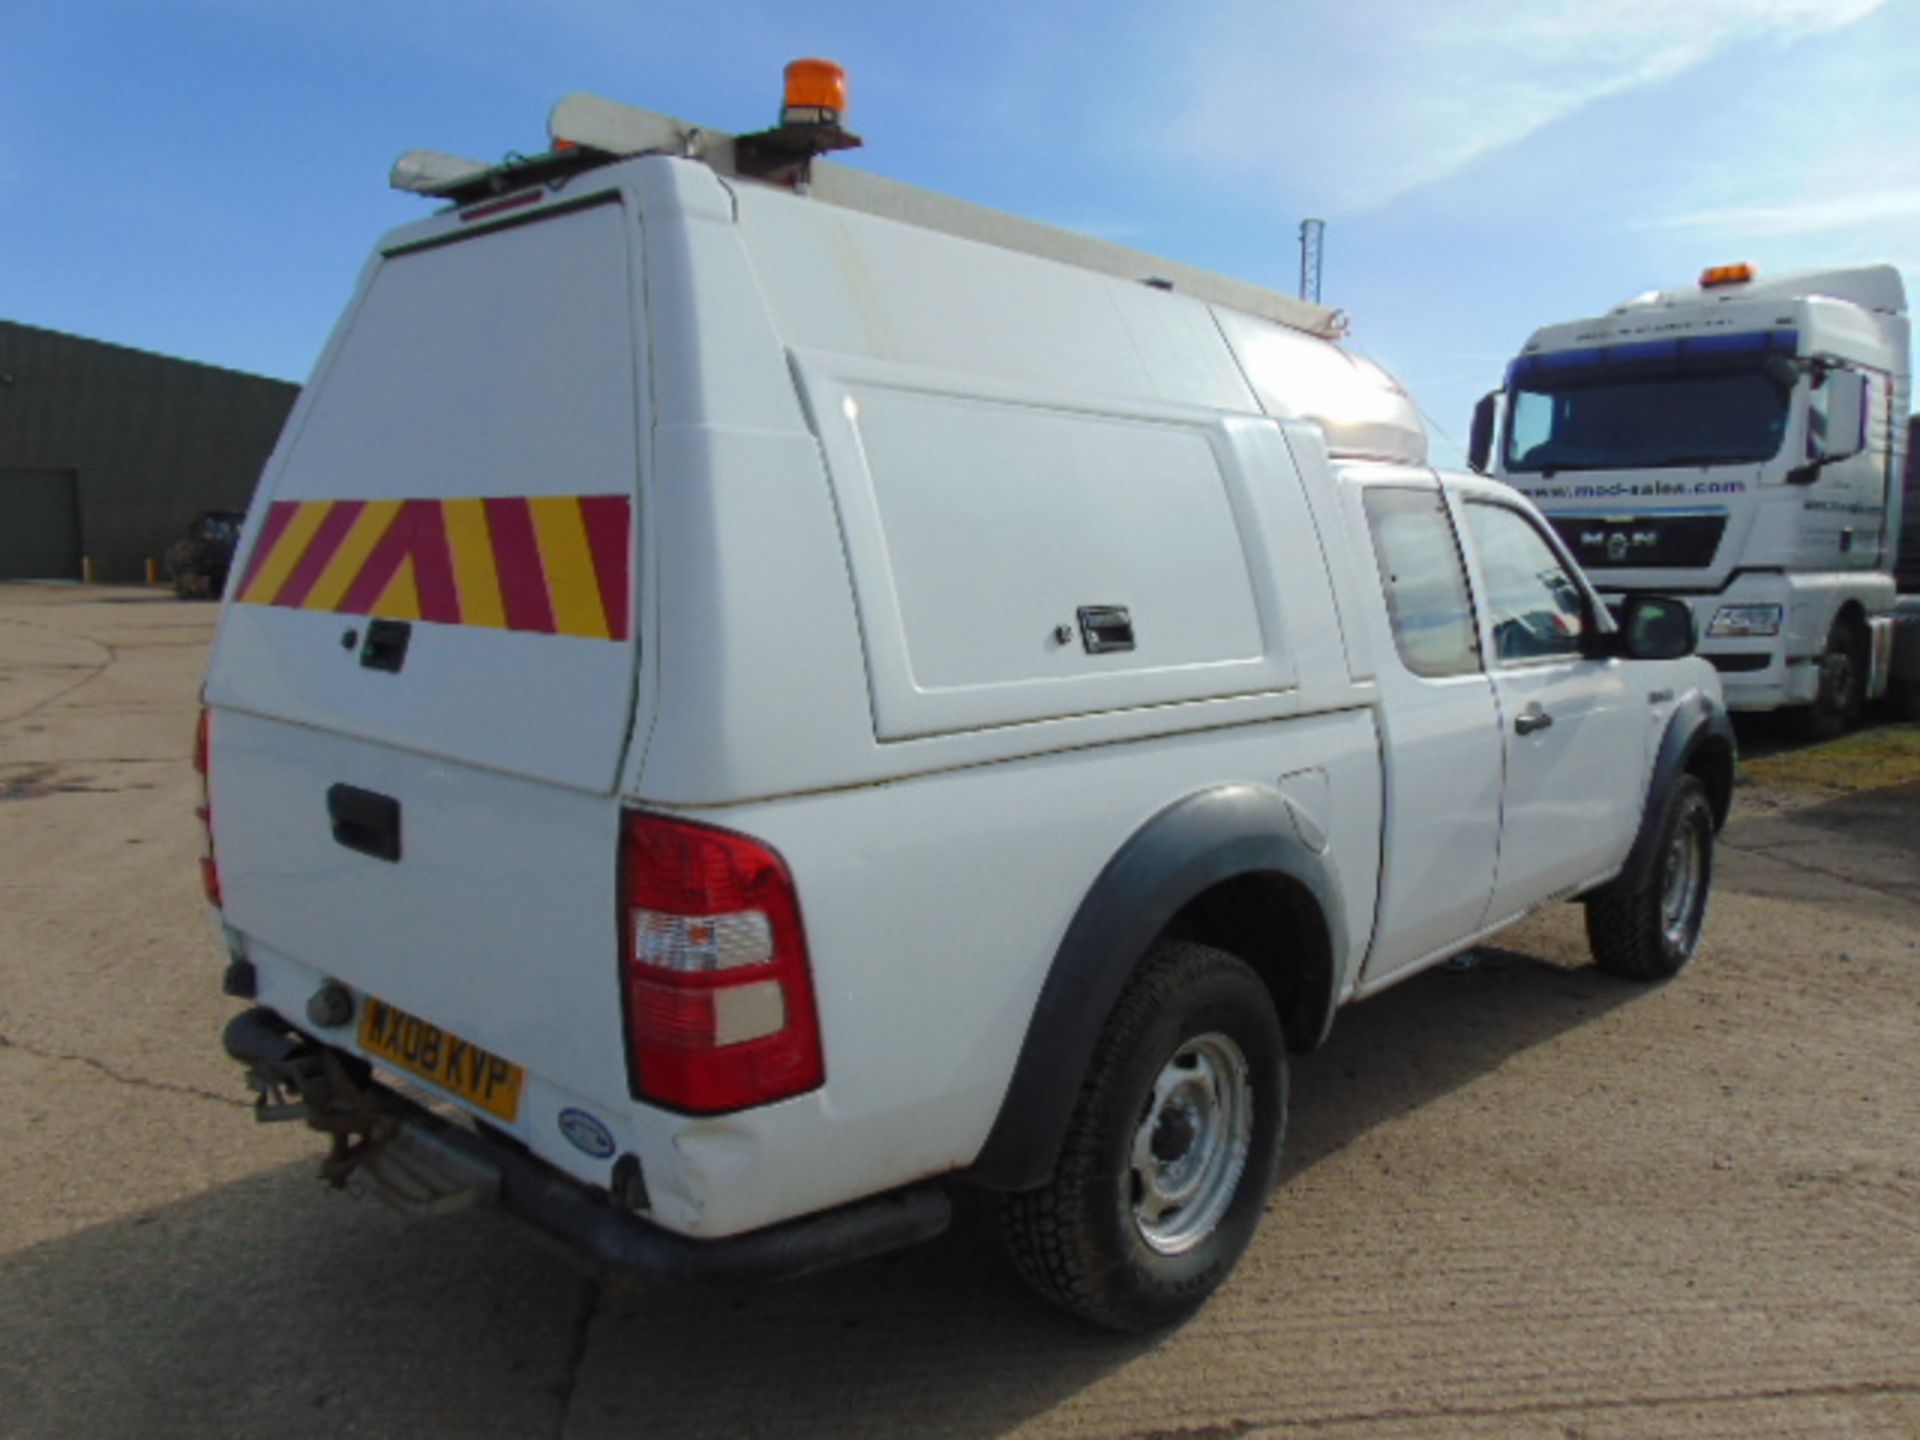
[999,940,1286,1332]
[1585,775,1714,980]
[1797,616,1866,741]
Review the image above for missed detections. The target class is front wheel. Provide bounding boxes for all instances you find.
[998,940,1286,1332]
[1585,775,1714,980]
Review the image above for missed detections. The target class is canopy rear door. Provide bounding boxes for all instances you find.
[208,199,643,794]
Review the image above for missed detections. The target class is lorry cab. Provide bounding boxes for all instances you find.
[1475,265,1910,730]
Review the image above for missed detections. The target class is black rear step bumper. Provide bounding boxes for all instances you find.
[223,1006,952,1285]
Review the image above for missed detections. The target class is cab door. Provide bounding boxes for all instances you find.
[1455,498,1643,926]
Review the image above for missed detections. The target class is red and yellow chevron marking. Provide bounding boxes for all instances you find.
[235,494,631,641]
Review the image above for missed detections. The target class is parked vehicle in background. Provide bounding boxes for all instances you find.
[1900,415,1920,594]
[1471,265,1914,738]
[203,66,1733,1332]
[165,509,245,599]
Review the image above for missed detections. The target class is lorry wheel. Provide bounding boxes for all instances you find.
[1797,618,1866,741]
[1585,775,1714,981]
[998,940,1286,1332]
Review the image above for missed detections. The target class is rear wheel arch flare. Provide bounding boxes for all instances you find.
[968,783,1346,1193]
[1166,870,1336,1056]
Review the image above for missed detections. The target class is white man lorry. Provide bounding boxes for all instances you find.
[206,68,1732,1331]
[1471,264,1912,736]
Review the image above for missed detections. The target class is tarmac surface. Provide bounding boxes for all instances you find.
[2,584,1917,1439]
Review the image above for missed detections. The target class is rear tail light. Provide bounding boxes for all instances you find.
[194,707,221,907]
[619,812,824,1114]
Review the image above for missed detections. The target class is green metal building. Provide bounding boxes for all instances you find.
[0,321,298,583]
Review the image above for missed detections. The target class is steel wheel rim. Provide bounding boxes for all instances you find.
[1129,1032,1252,1256]
[1661,810,1706,952]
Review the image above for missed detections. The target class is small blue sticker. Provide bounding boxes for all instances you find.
[558,1107,616,1160]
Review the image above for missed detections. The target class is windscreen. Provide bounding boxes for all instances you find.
[1504,331,1795,474]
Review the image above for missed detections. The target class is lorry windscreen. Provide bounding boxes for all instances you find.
[1504,330,1795,474]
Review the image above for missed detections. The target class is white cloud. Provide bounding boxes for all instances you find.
[1651,190,1920,238]
[1169,0,1888,213]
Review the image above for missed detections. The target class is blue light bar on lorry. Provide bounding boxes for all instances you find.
[1510,329,1798,389]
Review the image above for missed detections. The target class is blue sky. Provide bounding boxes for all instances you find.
[5,0,1916,464]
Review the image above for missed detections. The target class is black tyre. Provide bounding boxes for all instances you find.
[1585,775,1714,980]
[998,940,1286,1332]
[1795,617,1866,741]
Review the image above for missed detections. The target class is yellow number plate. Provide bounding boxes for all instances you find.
[357,996,525,1122]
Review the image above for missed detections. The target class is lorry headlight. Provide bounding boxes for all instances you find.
[1706,604,1783,638]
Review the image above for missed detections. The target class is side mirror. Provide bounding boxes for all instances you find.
[1619,595,1696,661]
[1806,369,1868,466]
[1467,391,1500,475]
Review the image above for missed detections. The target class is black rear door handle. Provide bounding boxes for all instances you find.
[1514,705,1554,736]
[328,784,401,862]
[360,619,412,673]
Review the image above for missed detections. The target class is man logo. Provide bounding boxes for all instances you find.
[1590,529,1658,563]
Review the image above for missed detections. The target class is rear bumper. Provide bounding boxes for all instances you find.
[441,1098,951,1283]
[223,1006,952,1285]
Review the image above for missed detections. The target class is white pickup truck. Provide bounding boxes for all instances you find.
[204,80,1734,1331]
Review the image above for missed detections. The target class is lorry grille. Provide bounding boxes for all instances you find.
[1549,513,1727,569]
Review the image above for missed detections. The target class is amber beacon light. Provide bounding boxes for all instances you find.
[1700,262,1756,288]
[735,57,862,184]
[782,59,848,126]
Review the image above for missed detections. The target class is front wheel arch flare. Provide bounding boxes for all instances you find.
[1619,691,1735,895]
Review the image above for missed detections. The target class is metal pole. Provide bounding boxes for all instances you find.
[1298,219,1325,304]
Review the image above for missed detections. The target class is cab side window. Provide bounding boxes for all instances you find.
[1461,502,1586,663]
[1362,488,1480,678]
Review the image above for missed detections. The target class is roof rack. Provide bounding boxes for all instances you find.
[390,93,1346,340]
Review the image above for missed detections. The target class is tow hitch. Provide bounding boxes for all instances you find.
[223,1007,501,1215]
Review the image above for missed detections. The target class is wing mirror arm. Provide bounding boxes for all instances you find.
[1581,624,1624,661]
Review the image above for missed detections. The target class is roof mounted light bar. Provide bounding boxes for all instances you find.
[390,149,495,195]
[388,142,606,203]
[392,59,860,203]
[388,62,1345,339]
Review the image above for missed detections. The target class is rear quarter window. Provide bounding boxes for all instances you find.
[1362,487,1480,678]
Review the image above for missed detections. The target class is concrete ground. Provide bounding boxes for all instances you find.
[2,584,1916,1439]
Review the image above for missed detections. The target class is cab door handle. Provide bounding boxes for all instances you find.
[1514,705,1554,736]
